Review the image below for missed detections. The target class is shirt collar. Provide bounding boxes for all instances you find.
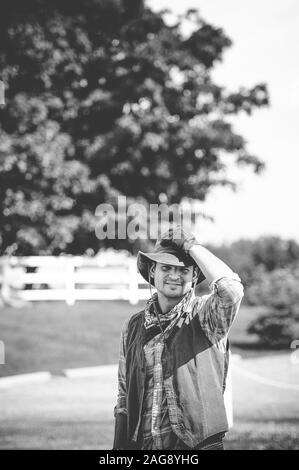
[144,289,194,330]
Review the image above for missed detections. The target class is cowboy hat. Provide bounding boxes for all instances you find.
[137,239,206,286]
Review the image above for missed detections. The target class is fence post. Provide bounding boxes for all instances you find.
[65,258,75,306]
[128,258,139,305]
[0,340,5,365]
[0,257,26,307]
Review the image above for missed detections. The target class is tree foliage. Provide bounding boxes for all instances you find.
[0,0,269,254]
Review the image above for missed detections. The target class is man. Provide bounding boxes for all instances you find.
[113,225,244,450]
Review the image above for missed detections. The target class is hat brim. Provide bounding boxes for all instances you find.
[137,251,206,286]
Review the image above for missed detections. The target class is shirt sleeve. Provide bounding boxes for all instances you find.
[195,273,244,343]
[114,318,129,417]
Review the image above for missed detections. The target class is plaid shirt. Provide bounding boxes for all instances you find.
[114,275,244,450]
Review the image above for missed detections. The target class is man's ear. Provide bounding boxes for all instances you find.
[192,266,199,284]
[149,263,156,279]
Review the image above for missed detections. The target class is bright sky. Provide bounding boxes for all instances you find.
[148,0,299,245]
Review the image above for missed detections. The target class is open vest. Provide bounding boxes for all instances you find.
[125,308,230,449]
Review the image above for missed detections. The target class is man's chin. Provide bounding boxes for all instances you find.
[162,285,185,298]
[164,292,183,298]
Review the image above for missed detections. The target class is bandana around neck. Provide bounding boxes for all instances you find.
[144,289,194,330]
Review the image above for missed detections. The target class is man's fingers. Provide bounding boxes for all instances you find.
[172,225,185,241]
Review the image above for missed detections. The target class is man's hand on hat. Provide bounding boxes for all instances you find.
[160,225,200,255]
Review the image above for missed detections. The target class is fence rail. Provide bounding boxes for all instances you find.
[0,255,151,305]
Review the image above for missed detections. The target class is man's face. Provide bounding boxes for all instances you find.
[150,262,197,299]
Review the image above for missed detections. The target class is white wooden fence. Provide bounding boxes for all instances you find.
[0,254,151,306]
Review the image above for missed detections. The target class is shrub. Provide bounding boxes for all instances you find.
[246,265,299,347]
[248,308,299,347]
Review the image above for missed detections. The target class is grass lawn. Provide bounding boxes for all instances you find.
[0,300,134,377]
[0,300,285,377]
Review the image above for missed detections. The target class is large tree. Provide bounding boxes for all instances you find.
[0,0,269,255]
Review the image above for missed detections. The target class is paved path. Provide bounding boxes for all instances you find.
[0,366,118,449]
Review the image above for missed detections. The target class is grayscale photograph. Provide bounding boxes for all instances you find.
[0,0,298,454]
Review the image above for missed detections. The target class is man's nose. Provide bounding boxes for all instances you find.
[168,268,181,277]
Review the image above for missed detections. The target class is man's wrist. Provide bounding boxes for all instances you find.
[184,240,201,253]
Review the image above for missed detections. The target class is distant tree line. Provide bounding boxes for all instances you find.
[208,236,299,287]
[208,236,299,347]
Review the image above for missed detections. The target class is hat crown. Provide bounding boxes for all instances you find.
[152,239,193,265]
[153,240,176,254]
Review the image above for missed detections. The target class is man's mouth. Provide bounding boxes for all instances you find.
[165,282,182,286]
